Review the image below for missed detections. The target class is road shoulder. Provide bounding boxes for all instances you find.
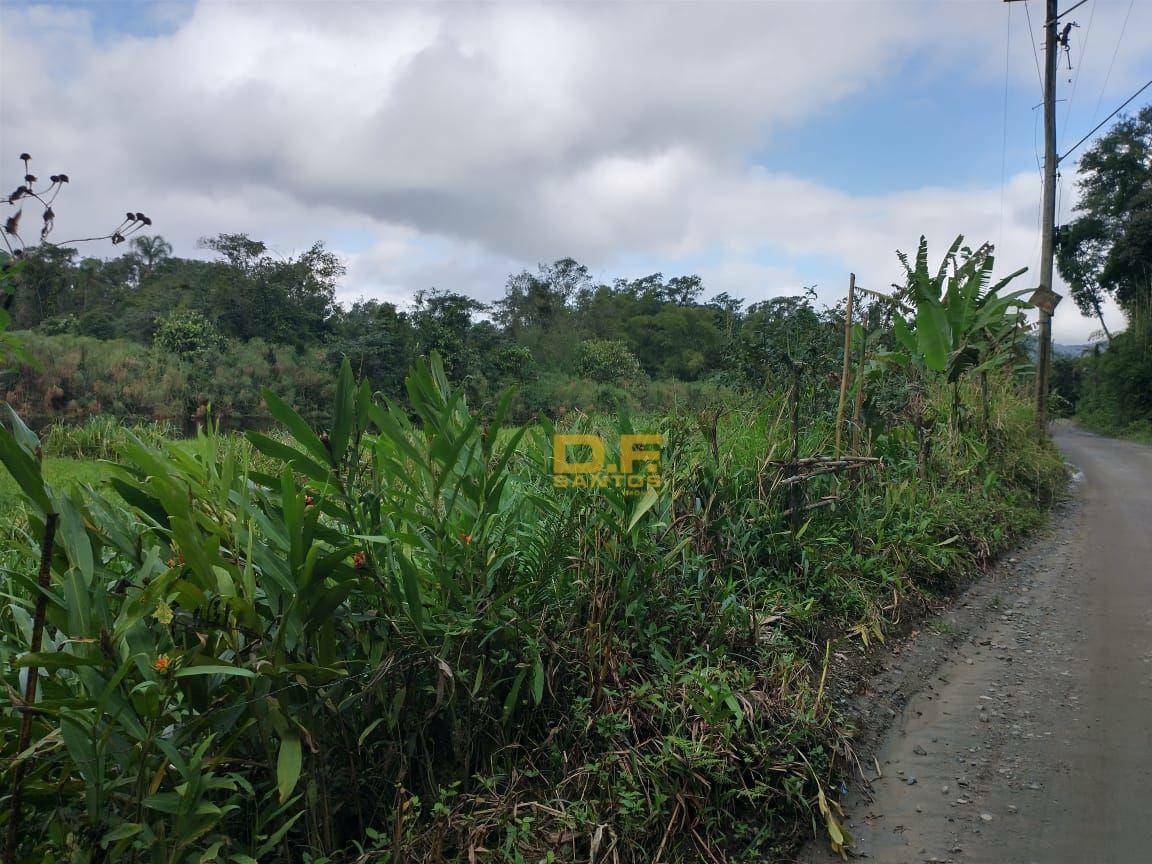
[795,485,1084,863]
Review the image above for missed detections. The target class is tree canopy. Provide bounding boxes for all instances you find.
[1057,103,1152,333]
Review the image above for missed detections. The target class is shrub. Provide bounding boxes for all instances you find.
[153,309,226,358]
[576,338,646,385]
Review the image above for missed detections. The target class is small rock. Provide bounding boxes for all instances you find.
[914,745,928,756]
[980,812,994,822]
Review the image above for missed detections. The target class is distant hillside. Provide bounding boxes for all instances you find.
[1054,343,1093,358]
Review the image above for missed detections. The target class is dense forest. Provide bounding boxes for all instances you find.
[1,234,843,427]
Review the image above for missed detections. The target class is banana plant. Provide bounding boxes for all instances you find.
[889,236,1031,380]
[869,236,1032,428]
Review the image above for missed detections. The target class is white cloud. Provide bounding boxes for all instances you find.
[2,0,1146,343]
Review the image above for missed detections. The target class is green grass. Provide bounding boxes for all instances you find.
[0,457,113,510]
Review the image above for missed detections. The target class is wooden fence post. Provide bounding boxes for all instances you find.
[834,273,856,457]
[851,313,868,453]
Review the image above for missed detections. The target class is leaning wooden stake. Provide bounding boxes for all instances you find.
[834,273,856,457]
[4,512,59,864]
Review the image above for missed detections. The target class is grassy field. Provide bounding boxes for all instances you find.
[0,456,113,510]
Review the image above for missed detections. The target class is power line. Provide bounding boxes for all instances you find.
[1000,1,1013,252]
[1060,0,1094,150]
[1050,0,1090,24]
[1090,0,1136,127]
[1060,78,1152,163]
[1059,0,1095,225]
[1023,1,1046,97]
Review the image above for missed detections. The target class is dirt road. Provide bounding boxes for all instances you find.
[799,427,1152,864]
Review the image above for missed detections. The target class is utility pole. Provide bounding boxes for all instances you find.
[1006,0,1064,433]
[1035,0,1060,433]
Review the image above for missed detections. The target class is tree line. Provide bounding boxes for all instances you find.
[2,234,847,421]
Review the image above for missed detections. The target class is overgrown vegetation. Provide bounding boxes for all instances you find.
[1,240,1066,863]
[1054,103,1152,437]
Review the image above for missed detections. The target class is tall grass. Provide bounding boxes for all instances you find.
[1,332,333,428]
[41,416,179,460]
[0,355,1064,863]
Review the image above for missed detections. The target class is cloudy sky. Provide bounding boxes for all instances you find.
[2,0,1150,341]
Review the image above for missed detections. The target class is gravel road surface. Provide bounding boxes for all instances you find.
[799,427,1152,864]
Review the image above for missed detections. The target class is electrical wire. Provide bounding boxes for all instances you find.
[1060,0,1095,151]
[1090,0,1136,128]
[999,1,1013,253]
[1061,78,1152,163]
[1056,0,1096,227]
[1023,1,1046,98]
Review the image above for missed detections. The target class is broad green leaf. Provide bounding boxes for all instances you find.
[913,235,930,293]
[914,298,950,372]
[532,655,545,704]
[892,315,917,355]
[330,358,355,463]
[14,651,103,669]
[502,666,527,724]
[262,390,330,465]
[276,733,303,803]
[245,432,331,484]
[101,823,143,844]
[304,583,354,630]
[174,665,256,679]
[56,492,94,584]
[0,425,50,514]
[60,711,98,776]
[627,488,660,534]
[255,808,306,857]
[142,792,181,814]
[2,403,41,453]
[395,552,425,632]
